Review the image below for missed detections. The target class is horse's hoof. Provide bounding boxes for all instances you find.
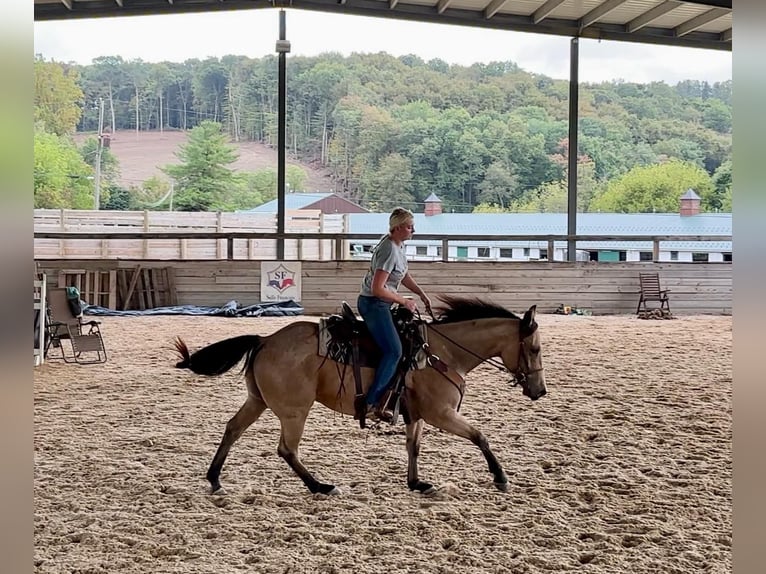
[494,481,509,492]
[315,483,340,496]
[421,485,437,496]
[210,486,226,496]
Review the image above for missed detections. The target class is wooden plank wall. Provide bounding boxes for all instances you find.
[34,209,347,260]
[34,260,732,315]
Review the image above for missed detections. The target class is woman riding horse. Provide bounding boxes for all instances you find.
[174,296,546,496]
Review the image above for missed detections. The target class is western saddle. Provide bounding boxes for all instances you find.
[320,302,428,428]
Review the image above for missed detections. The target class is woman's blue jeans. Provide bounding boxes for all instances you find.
[357,295,402,407]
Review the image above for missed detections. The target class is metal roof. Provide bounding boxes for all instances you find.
[34,1,732,51]
[242,192,333,212]
[346,212,733,250]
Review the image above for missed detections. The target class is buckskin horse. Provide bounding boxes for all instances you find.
[173,296,546,495]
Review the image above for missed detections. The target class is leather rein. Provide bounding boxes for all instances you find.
[422,322,542,393]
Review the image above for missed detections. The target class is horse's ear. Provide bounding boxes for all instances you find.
[522,305,537,327]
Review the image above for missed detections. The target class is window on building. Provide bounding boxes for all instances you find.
[415,246,427,256]
[639,251,653,261]
[456,246,468,259]
[477,247,490,258]
[670,251,679,261]
[723,252,732,262]
[499,248,513,259]
[692,252,709,262]
[436,246,442,257]
[589,251,599,261]
[523,248,530,257]
[539,249,548,260]
[619,251,627,262]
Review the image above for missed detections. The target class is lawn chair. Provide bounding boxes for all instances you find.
[636,272,671,315]
[45,287,107,364]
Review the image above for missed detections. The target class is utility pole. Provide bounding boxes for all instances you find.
[94,98,105,210]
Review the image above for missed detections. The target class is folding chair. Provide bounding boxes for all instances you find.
[45,287,108,364]
[636,272,671,315]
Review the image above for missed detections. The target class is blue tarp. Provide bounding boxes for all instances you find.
[83,299,304,317]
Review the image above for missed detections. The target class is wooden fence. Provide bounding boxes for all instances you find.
[34,209,346,260]
[34,259,732,316]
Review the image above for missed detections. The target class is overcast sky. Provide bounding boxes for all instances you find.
[33,9,732,85]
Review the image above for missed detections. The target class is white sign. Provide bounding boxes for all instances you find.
[261,261,302,302]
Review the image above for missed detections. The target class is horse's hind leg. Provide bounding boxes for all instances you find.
[277,413,339,496]
[427,409,509,491]
[406,420,435,494]
[207,395,267,494]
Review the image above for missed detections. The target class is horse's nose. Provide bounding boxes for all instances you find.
[532,388,547,401]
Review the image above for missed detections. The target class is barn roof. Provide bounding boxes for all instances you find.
[34,1,732,52]
[347,211,733,250]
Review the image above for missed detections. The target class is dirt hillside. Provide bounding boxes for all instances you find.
[76,130,336,192]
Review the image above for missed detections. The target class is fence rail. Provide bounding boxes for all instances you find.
[34,230,732,263]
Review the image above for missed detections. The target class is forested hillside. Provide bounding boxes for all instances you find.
[34,53,732,213]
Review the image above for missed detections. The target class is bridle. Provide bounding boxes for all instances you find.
[423,322,543,389]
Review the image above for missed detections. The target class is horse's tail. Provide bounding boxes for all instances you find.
[174,335,264,376]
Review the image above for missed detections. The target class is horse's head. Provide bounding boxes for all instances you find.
[502,305,546,401]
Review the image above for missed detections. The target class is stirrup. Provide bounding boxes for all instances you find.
[366,406,394,423]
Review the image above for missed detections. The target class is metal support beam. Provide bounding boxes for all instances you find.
[115,0,123,7]
[436,0,452,15]
[276,10,287,259]
[579,0,630,29]
[675,7,729,37]
[532,0,566,24]
[483,0,509,20]
[390,0,398,8]
[567,37,579,263]
[626,0,682,33]
[720,27,732,42]
[60,0,72,10]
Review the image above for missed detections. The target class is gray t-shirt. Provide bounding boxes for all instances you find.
[359,235,408,297]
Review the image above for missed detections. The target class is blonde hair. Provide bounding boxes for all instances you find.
[388,207,414,232]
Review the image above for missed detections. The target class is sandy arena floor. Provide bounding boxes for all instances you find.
[34,313,732,573]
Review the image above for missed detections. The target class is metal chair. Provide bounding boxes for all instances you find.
[45,287,107,364]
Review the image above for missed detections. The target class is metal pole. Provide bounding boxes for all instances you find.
[567,37,580,262]
[276,10,288,259]
[94,98,104,210]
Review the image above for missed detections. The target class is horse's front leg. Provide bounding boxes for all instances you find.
[426,409,509,491]
[405,419,435,494]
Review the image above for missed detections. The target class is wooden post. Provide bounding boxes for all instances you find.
[142,210,149,259]
[108,270,117,309]
[319,215,325,260]
[59,208,65,257]
[548,239,555,262]
[216,212,224,259]
[335,235,344,260]
[227,237,234,261]
[441,238,449,262]
[653,239,660,262]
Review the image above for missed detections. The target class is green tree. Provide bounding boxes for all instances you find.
[710,160,732,211]
[34,57,84,136]
[477,162,518,208]
[590,160,714,213]
[361,153,414,210]
[511,180,569,213]
[34,130,94,208]
[162,121,239,211]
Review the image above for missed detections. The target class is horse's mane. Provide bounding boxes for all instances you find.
[431,295,521,324]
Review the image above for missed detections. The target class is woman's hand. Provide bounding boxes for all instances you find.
[419,293,433,317]
[403,298,418,313]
